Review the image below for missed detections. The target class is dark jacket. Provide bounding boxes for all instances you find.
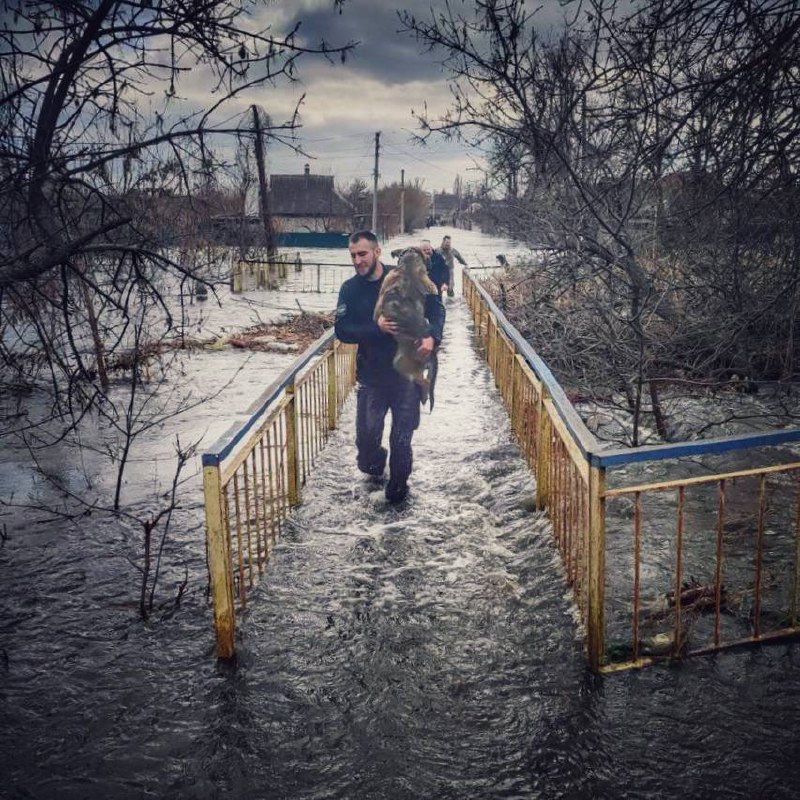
[335,264,446,386]
[437,246,467,268]
[427,251,450,291]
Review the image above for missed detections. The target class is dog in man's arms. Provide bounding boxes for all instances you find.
[373,247,439,407]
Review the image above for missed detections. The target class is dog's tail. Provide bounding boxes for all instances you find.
[427,350,438,411]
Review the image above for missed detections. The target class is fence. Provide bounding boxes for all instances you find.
[202,330,357,657]
[232,258,353,294]
[464,270,800,673]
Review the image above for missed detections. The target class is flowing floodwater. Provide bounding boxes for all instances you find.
[2,228,800,799]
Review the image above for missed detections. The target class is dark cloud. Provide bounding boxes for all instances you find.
[288,0,575,85]
[287,1,460,85]
[265,0,573,190]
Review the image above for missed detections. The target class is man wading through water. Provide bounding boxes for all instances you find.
[420,239,450,296]
[335,231,446,503]
[437,234,467,297]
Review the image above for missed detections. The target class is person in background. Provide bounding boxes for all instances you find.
[419,239,450,295]
[436,234,467,297]
[335,231,446,503]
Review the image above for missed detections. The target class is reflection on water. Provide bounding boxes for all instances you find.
[2,229,800,799]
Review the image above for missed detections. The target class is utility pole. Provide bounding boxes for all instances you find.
[399,169,405,234]
[372,131,380,233]
[251,104,276,261]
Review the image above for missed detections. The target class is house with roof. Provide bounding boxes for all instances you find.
[205,164,355,248]
[269,164,353,236]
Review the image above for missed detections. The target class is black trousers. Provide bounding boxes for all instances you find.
[355,380,421,486]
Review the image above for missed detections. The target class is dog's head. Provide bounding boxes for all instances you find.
[395,247,428,281]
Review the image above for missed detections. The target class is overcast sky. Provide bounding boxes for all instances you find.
[215,0,570,195]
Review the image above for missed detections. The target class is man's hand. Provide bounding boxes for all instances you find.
[417,336,435,358]
[377,314,398,335]
[441,283,449,295]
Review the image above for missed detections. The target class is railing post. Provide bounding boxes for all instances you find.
[285,383,301,505]
[475,297,484,339]
[509,352,518,434]
[536,391,552,510]
[587,463,607,671]
[203,463,236,659]
[507,343,517,419]
[327,345,338,430]
[493,321,501,385]
[487,315,496,376]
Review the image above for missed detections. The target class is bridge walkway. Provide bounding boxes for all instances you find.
[229,298,587,797]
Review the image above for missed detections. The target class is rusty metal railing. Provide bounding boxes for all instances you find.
[465,269,800,672]
[202,330,356,657]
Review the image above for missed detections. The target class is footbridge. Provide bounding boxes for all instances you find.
[202,271,800,673]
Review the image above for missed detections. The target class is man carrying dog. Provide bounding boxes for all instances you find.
[335,231,445,503]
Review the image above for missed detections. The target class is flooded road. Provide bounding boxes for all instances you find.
[2,229,800,799]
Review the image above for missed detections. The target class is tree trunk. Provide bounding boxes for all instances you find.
[649,379,670,442]
[79,277,109,392]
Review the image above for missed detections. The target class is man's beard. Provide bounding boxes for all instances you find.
[362,259,379,279]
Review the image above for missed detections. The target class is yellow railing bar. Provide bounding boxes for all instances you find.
[202,463,235,658]
[602,461,800,498]
[588,464,607,671]
[543,397,590,485]
[466,267,800,673]
[220,398,292,487]
[204,337,357,659]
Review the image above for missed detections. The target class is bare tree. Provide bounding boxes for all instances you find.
[1,1,351,281]
[379,179,431,235]
[402,0,800,443]
[136,435,194,621]
[0,1,354,489]
[339,177,372,226]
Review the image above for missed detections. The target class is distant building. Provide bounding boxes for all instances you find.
[430,191,460,225]
[270,164,353,233]
[205,164,354,248]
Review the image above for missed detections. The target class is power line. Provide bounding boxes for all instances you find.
[300,133,375,143]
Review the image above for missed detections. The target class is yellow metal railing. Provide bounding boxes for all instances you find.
[202,331,356,657]
[602,464,800,669]
[465,270,800,672]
